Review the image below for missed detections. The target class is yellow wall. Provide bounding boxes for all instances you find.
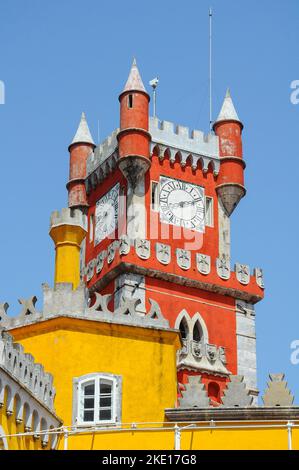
[10,317,180,449]
[8,318,299,451]
[63,424,299,450]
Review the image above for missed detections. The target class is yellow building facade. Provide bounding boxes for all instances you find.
[0,208,298,451]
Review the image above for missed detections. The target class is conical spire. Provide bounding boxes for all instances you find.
[122,58,146,93]
[70,112,95,148]
[214,89,241,125]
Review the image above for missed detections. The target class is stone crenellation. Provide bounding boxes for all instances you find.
[0,330,55,410]
[86,129,119,177]
[85,117,221,186]
[50,207,87,231]
[150,117,220,173]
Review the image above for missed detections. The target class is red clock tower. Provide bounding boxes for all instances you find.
[68,60,264,405]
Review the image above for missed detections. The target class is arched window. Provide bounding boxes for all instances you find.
[208,382,220,403]
[193,320,203,342]
[73,373,122,426]
[179,317,189,340]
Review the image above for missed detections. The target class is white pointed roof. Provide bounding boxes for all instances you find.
[70,112,95,148]
[122,58,146,93]
[214,89,241,125]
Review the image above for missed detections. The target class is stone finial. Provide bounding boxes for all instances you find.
[69,112,95,149]
[50,207,87,231]
[178,376,210,408]
[0,302,10,327]
[262,373,294,406]
[122,58,146,93]
[18,296,39,317]
[222,375,253,407]
[214,88,242,125]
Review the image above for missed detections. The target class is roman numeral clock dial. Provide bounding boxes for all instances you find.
[159,176,205,232]
[95,183,120,245]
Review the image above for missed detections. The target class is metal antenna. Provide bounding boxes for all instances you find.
[149,77,159,118]
[209,7,213,131]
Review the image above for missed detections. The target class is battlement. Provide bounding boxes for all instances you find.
[50,208,87,231]
[87,129,119,176]
[149,117,219,159]
[0,284,170,331]
[0,330,55,409]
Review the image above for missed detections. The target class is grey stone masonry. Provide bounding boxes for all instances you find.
[236,300,258,401]
[86,116,221,186]
[0,330,55,410]
[178,376,210,408]
[262,374,294,406]
[50,207,87,231]
[150,117,220,173]
[0,283,170,331]
[222,375,253,407]
[86,129,119,177]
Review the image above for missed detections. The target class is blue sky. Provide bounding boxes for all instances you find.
[0,0,298,401]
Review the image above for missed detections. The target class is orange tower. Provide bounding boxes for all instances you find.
[69,61,265,406]
[67,112,95,212]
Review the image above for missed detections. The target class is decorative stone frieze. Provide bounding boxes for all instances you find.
[216,256,231,280]
[222,375,253,407]
[119,235,130,256]
[96,250,106,273]
[196,253,211,275]
[135,239,150,260]
[156,243,171,265]
[254,267,265,289]
[178,376,210,408]
[86,259,95,281]
[177,339,230,376]
[176,249,191,270]
[262,374,294,406]
[107,241,119,264]
[235,263,250,285]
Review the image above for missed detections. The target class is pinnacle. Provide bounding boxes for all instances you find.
[70,112,95,148]
[122,58,146,93]
[214,88,241,125]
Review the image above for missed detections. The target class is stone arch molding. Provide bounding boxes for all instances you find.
[175,309,230,377]
[175,310,209,344]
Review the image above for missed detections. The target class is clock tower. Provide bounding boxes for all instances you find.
[70,60,264,405]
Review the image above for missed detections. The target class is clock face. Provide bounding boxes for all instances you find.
[159,176,205,232]
[95,183,119,245]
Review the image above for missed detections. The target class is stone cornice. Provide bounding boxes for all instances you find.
[165,406,299,422]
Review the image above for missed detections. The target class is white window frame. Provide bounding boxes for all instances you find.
[151,181,160,212]
[205,196,214,227]
[73,373,122,427]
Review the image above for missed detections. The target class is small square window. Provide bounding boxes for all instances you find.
[205,197,214,227]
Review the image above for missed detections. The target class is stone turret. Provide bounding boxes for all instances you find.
[213,89,246,216]
[67,112,95,212]
[117,58,151,187]
[49,208,87,289]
